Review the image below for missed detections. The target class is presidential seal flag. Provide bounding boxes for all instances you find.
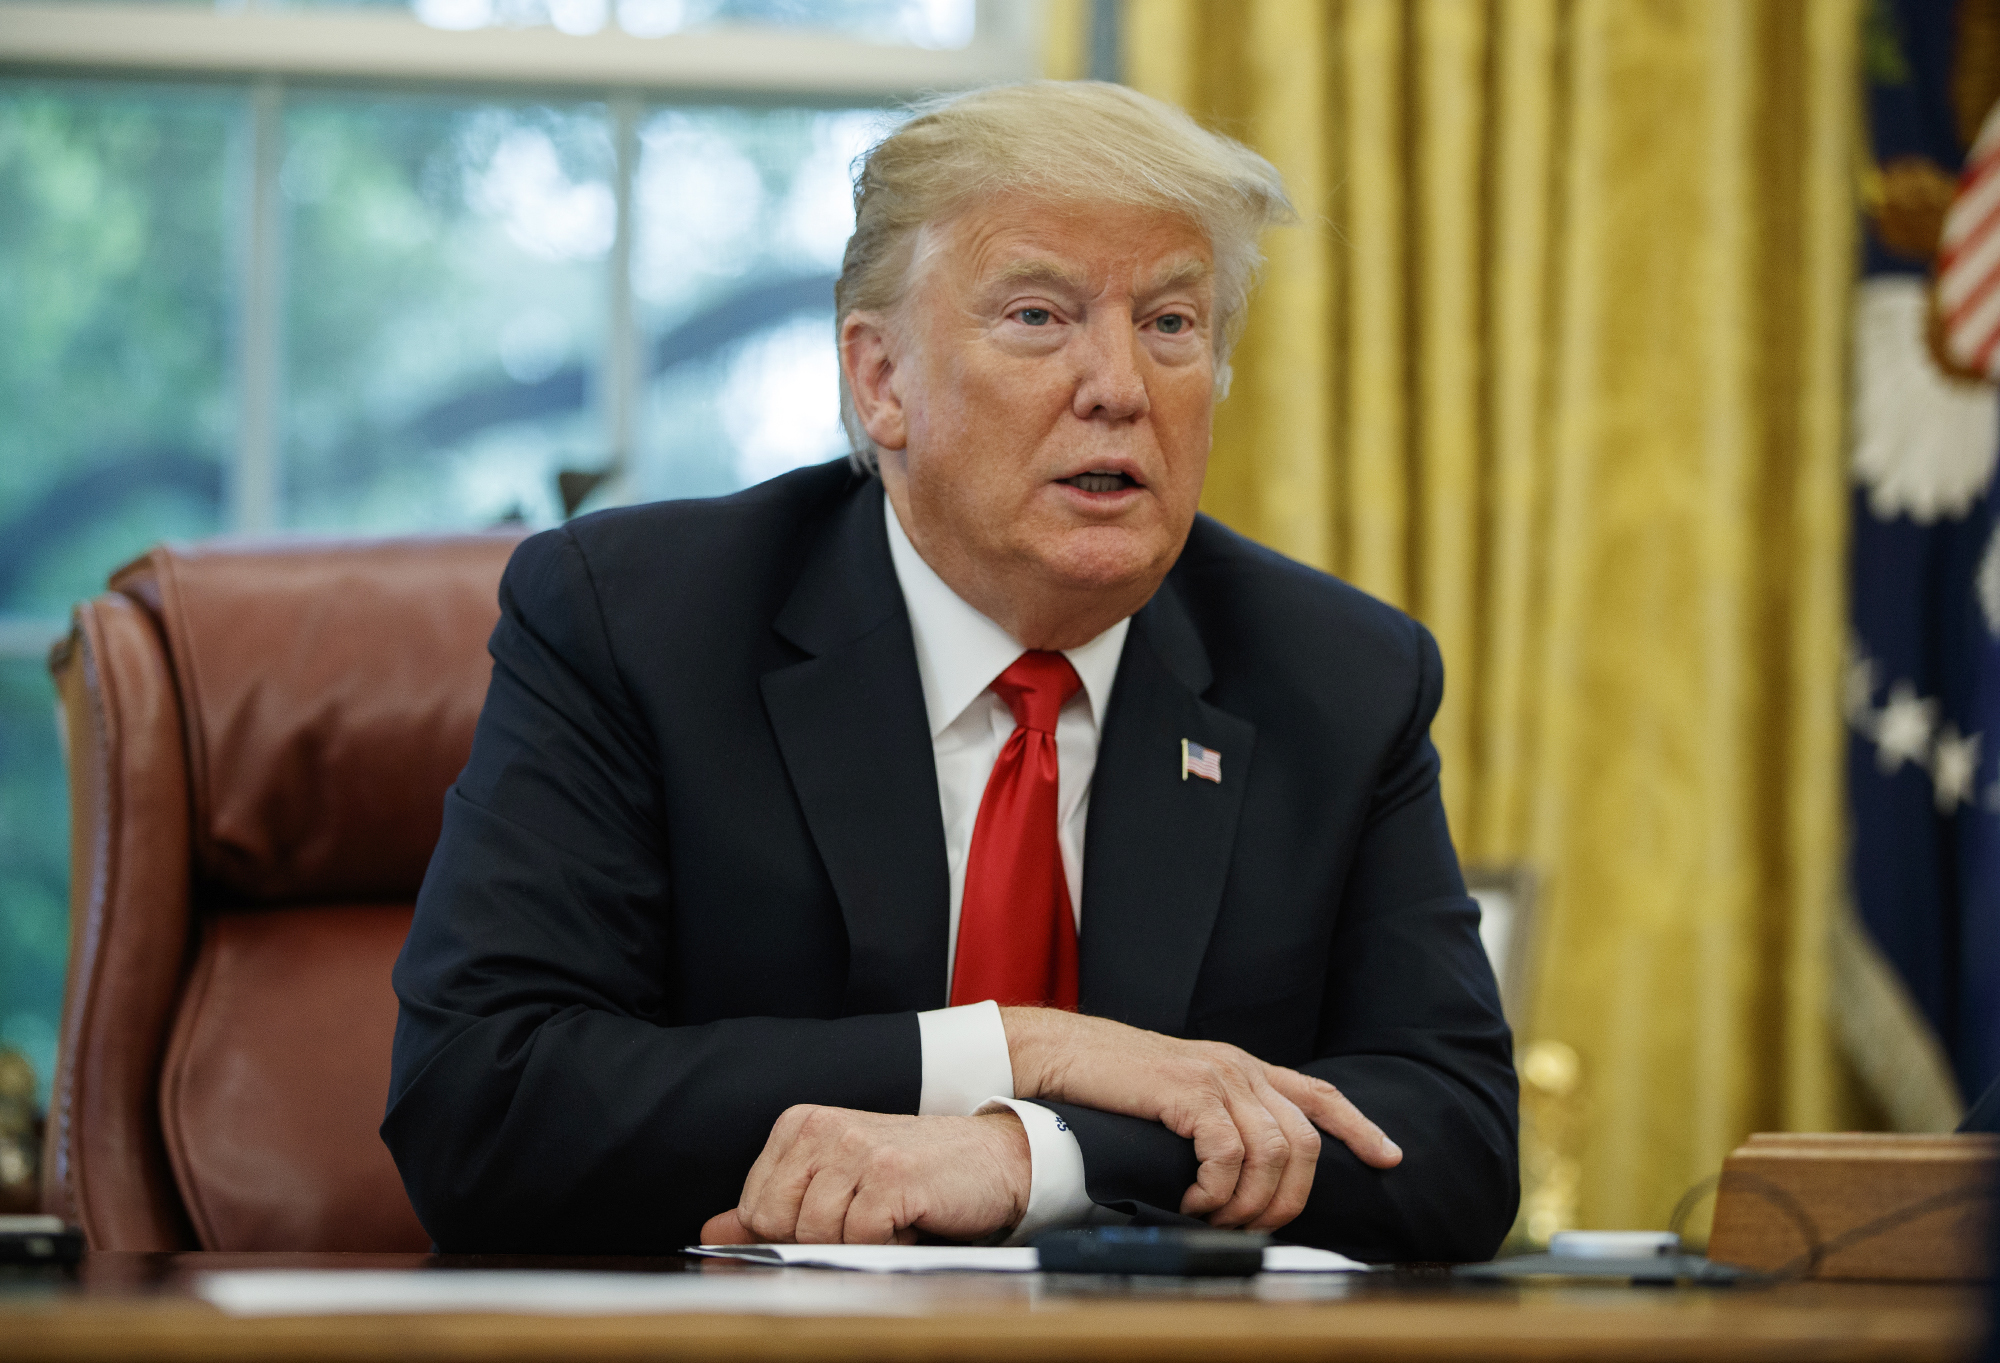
[1848,0,2000,1113]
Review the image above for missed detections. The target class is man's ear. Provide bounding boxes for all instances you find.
[841,311,908,452]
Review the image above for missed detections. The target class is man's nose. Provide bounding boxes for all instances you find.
[1070,313,1150,423]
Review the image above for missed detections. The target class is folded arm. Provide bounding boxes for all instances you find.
[705,1018,1401,1247]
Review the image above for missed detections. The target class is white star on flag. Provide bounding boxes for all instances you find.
[1933,726,1983,812]
[1874,681,1940,775]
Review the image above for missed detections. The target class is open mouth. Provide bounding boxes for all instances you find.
[1060,471,1140,493]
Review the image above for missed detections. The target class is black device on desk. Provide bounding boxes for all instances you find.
[1033,1226,1268,1276]
[0,1216,84,1265]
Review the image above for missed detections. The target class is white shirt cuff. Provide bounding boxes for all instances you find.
[916,1000,1014,1115]
[977,1098,1096,1245]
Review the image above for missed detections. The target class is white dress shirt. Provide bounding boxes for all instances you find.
[885,496,1128,1241]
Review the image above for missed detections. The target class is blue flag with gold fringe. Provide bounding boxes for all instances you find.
[1850,0,2000,1100]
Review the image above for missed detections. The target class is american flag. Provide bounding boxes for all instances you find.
[1937,102,2000,379]
[1181,739,1222,784]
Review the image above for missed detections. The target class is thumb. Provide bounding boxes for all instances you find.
[700,1209,761,1244]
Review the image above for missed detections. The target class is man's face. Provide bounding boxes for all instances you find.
[849,193,1216,642]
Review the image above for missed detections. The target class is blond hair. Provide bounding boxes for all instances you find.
[836,80,1294,471]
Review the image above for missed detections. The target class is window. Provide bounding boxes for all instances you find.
[1,81,238,1098]
[0,0,1038,1106]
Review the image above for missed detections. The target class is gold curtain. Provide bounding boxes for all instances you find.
[1049,0,1867,1230]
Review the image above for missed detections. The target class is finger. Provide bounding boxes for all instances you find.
[1161,1051,1264,1218]
[793,1165,860,1245]
[1241,1085,1320,1232]
[700,1209,759,1245]
[1271,1068,1402,1168]
[1175,1105,1246,1217]
[738,1107,820,1243]
[839,1182,904,1246]
[1204,1083,1299,1228]
[740,1103,816,1231]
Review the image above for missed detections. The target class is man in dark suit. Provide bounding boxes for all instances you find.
[384,80,1517,1260]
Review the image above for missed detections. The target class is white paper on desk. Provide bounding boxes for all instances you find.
[1261,1245,1368,1272]
[688,1244,1367,1273]
[194,1269,919,1317]
[691,1244,1039,1272]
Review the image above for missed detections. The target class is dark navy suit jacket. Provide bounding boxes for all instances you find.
[383,460,1519,1260]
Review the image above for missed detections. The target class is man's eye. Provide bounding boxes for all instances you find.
[1157,313,1188,334]
[1018,307,1052,326]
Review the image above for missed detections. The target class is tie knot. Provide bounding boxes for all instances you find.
[990,651,1082,734]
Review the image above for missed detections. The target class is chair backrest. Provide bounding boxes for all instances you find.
[41,531,525,1250]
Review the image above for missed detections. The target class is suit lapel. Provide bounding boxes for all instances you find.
[1079,579,1255,1035]
[761,486,951,1015]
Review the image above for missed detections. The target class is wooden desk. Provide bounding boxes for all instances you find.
[0,1252,1982,1363]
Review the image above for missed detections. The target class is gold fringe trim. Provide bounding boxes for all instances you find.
[1831,901,1965,1132]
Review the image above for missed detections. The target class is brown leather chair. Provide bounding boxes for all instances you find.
[39,531,526,1251]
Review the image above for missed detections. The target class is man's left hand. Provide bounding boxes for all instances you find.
[699,1106,1030,1245]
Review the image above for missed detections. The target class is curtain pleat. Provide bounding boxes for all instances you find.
[1413,0,1487,835]
[1336,0,1413,610]
[1785,0,1863,1134]
[1478,0,1560,864]
[1105,0,1865,1231]
[1245,0,1337,571]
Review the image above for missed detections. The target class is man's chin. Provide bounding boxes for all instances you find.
[1031,525,1181,600]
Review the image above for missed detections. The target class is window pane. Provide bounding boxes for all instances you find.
[294,0,978,48]
[631,105,893,501]
[0,660,66,1110]
[0,80,234,618]
[0,0,977,44]
[282,97,611,531]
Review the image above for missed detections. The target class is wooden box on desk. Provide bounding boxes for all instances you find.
[1707,1132,1997,1280]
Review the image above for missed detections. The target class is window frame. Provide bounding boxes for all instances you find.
[0,1,1042,97]
[0,1,1044,658]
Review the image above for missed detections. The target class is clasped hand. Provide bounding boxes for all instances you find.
[701,1011,1402,1246]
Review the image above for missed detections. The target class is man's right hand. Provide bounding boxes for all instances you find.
[1000,1009,1402,1231]
[708,1105,1030,1246]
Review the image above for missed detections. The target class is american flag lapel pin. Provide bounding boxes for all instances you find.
[1181,738,1222,784]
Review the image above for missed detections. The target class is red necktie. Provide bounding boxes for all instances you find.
[949,651,1082,1010]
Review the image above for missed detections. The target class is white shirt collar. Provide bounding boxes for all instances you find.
[883,491,1129,739]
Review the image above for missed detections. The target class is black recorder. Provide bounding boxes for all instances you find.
[1033,1226,1269,1277]
[0,1216,84,1266]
